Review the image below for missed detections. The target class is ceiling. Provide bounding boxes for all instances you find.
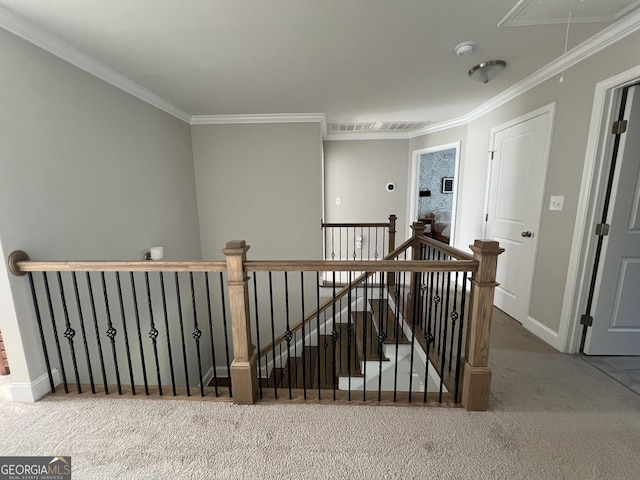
[1,0,639,137]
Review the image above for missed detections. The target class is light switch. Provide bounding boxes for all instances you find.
[335,197,341,206]
[549,195,564,211]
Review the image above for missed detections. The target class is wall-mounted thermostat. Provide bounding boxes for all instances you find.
[386,183,396,192]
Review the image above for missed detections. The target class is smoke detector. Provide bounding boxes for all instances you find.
[454,41,476,56]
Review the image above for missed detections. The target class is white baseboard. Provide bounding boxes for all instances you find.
[524,316,563,351]
[10,368,61,402]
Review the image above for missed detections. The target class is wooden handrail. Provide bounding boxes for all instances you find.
[321,222,390,228]
[416,235,474,261]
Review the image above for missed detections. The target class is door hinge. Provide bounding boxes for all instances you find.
[595,223,610,236]
[612,120,628,135]
[580,315,593,327]
[490,150,495,160]
[485,213,488,221]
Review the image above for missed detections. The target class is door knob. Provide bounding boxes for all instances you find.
[521,231,533,238]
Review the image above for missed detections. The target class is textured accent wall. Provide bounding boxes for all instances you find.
[418,148,456,217]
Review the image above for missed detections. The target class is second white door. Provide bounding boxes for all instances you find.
[485,106,554,323]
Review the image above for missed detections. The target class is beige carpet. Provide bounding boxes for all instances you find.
[2,310,640,479]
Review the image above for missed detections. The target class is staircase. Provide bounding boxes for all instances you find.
[260,296,445,395]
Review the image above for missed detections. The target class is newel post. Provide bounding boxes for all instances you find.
[461,239,504,411]
[387,214,397,254]
[222,240,258,405]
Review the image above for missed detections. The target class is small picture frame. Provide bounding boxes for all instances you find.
[442,177,454,193]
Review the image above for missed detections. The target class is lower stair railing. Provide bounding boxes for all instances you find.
[8,222,502,410]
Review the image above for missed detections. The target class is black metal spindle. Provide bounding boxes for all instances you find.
[449,272,459,372]
[144,272,162,396]
[190,273,205,397]
[71,272,95,394]
[219,272,232,396]
[28,273,55,393]
[331,272,338,400]
[377,271,385,401]
[408,271,421,403]
[439,272,451,403]
[129,273,149,395]
[56,272,81,393]
[316,272,322,400]
[347,271,352,399]
[300,272,307,399]
[159,272,176,396]
[100,272,122,394]
[374,228,379,260]
[392,273,402,402]
[268,272,277,399]
[86,273,108,394]
[253,274,263,399]
[424,268,435,404]
[362,272,368,401]
[42,272,68,393]
[330,227,335,260]
[204,273,219,397]
[284,272,292,399]
[174,273,190,396]
[115,272,135,395]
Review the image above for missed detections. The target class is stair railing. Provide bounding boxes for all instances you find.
[8,228,501,410]
[321,214,397,261]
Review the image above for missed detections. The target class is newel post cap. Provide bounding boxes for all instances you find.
[8,250,29,276]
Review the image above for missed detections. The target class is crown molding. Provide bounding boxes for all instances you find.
[190,112,326,129]
[0,6,191,123]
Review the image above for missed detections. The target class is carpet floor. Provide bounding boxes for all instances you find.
[2,309,640,479]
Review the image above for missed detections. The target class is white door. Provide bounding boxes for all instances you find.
[585,85,640,355]
[485,107,554,322]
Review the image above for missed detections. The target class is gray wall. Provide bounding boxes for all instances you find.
[412,30,640,336]
[0,29,201,387]
[323,139,410,240]
[191,123,323,260]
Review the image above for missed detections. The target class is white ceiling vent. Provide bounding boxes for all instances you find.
[499,0,640,26]
[328,122,376,133]
[328,121,430,134]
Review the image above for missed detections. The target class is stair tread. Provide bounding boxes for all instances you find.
[353,311,389,362]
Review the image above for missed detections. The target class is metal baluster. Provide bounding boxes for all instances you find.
[434,252,442,354]
[253,274,263,399]
[449,272,459,372]
[347,271,352,400]
[300,272,307,399]
[330,227,335,260]
[205,273,219,397]
[367,227,371,261]
[352,226,357,260]
[268,272,277,399]
[362,272,368,401]
[115,272,135,395]
[331,272,338,400]
[174,273,190,396]
[56,273,81,393]
[144,272,162,396]
[159,273,176,396]
[408,271,421,403]
[129,273,149,395]
[219,272,232,396]
[72,272,94,394]
[284,272,292,399]
[424,266,435,404]
[43,273,67,393]
[374,227,379,260]
[86,273,108,394]
[393,272,402,402]
[316,272,322,400]
[377,271,386,401]
[28,273,55,393]
[101,273,121,394]
[190,273,205,397]
[439,272,451,403]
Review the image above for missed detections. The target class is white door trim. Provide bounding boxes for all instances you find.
[562,64,640,353]
[407,142,461,245]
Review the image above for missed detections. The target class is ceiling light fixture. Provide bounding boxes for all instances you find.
[468,60,507,84]
[454,41,476,56]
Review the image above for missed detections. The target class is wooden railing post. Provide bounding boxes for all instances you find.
[405,221,425,325]
[222,240,258,405]
[387,214,397,254]
[461,239,504,411]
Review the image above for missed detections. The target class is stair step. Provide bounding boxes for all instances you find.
[353,311,389,362]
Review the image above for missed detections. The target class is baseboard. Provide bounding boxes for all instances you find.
[523,316,563,351]
[10,368,61,402]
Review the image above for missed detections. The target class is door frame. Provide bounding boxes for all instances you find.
[563,65,640,353]
[482,103,556,331]
[407,142,461,245]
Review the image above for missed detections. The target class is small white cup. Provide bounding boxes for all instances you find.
[150,246,164,261]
